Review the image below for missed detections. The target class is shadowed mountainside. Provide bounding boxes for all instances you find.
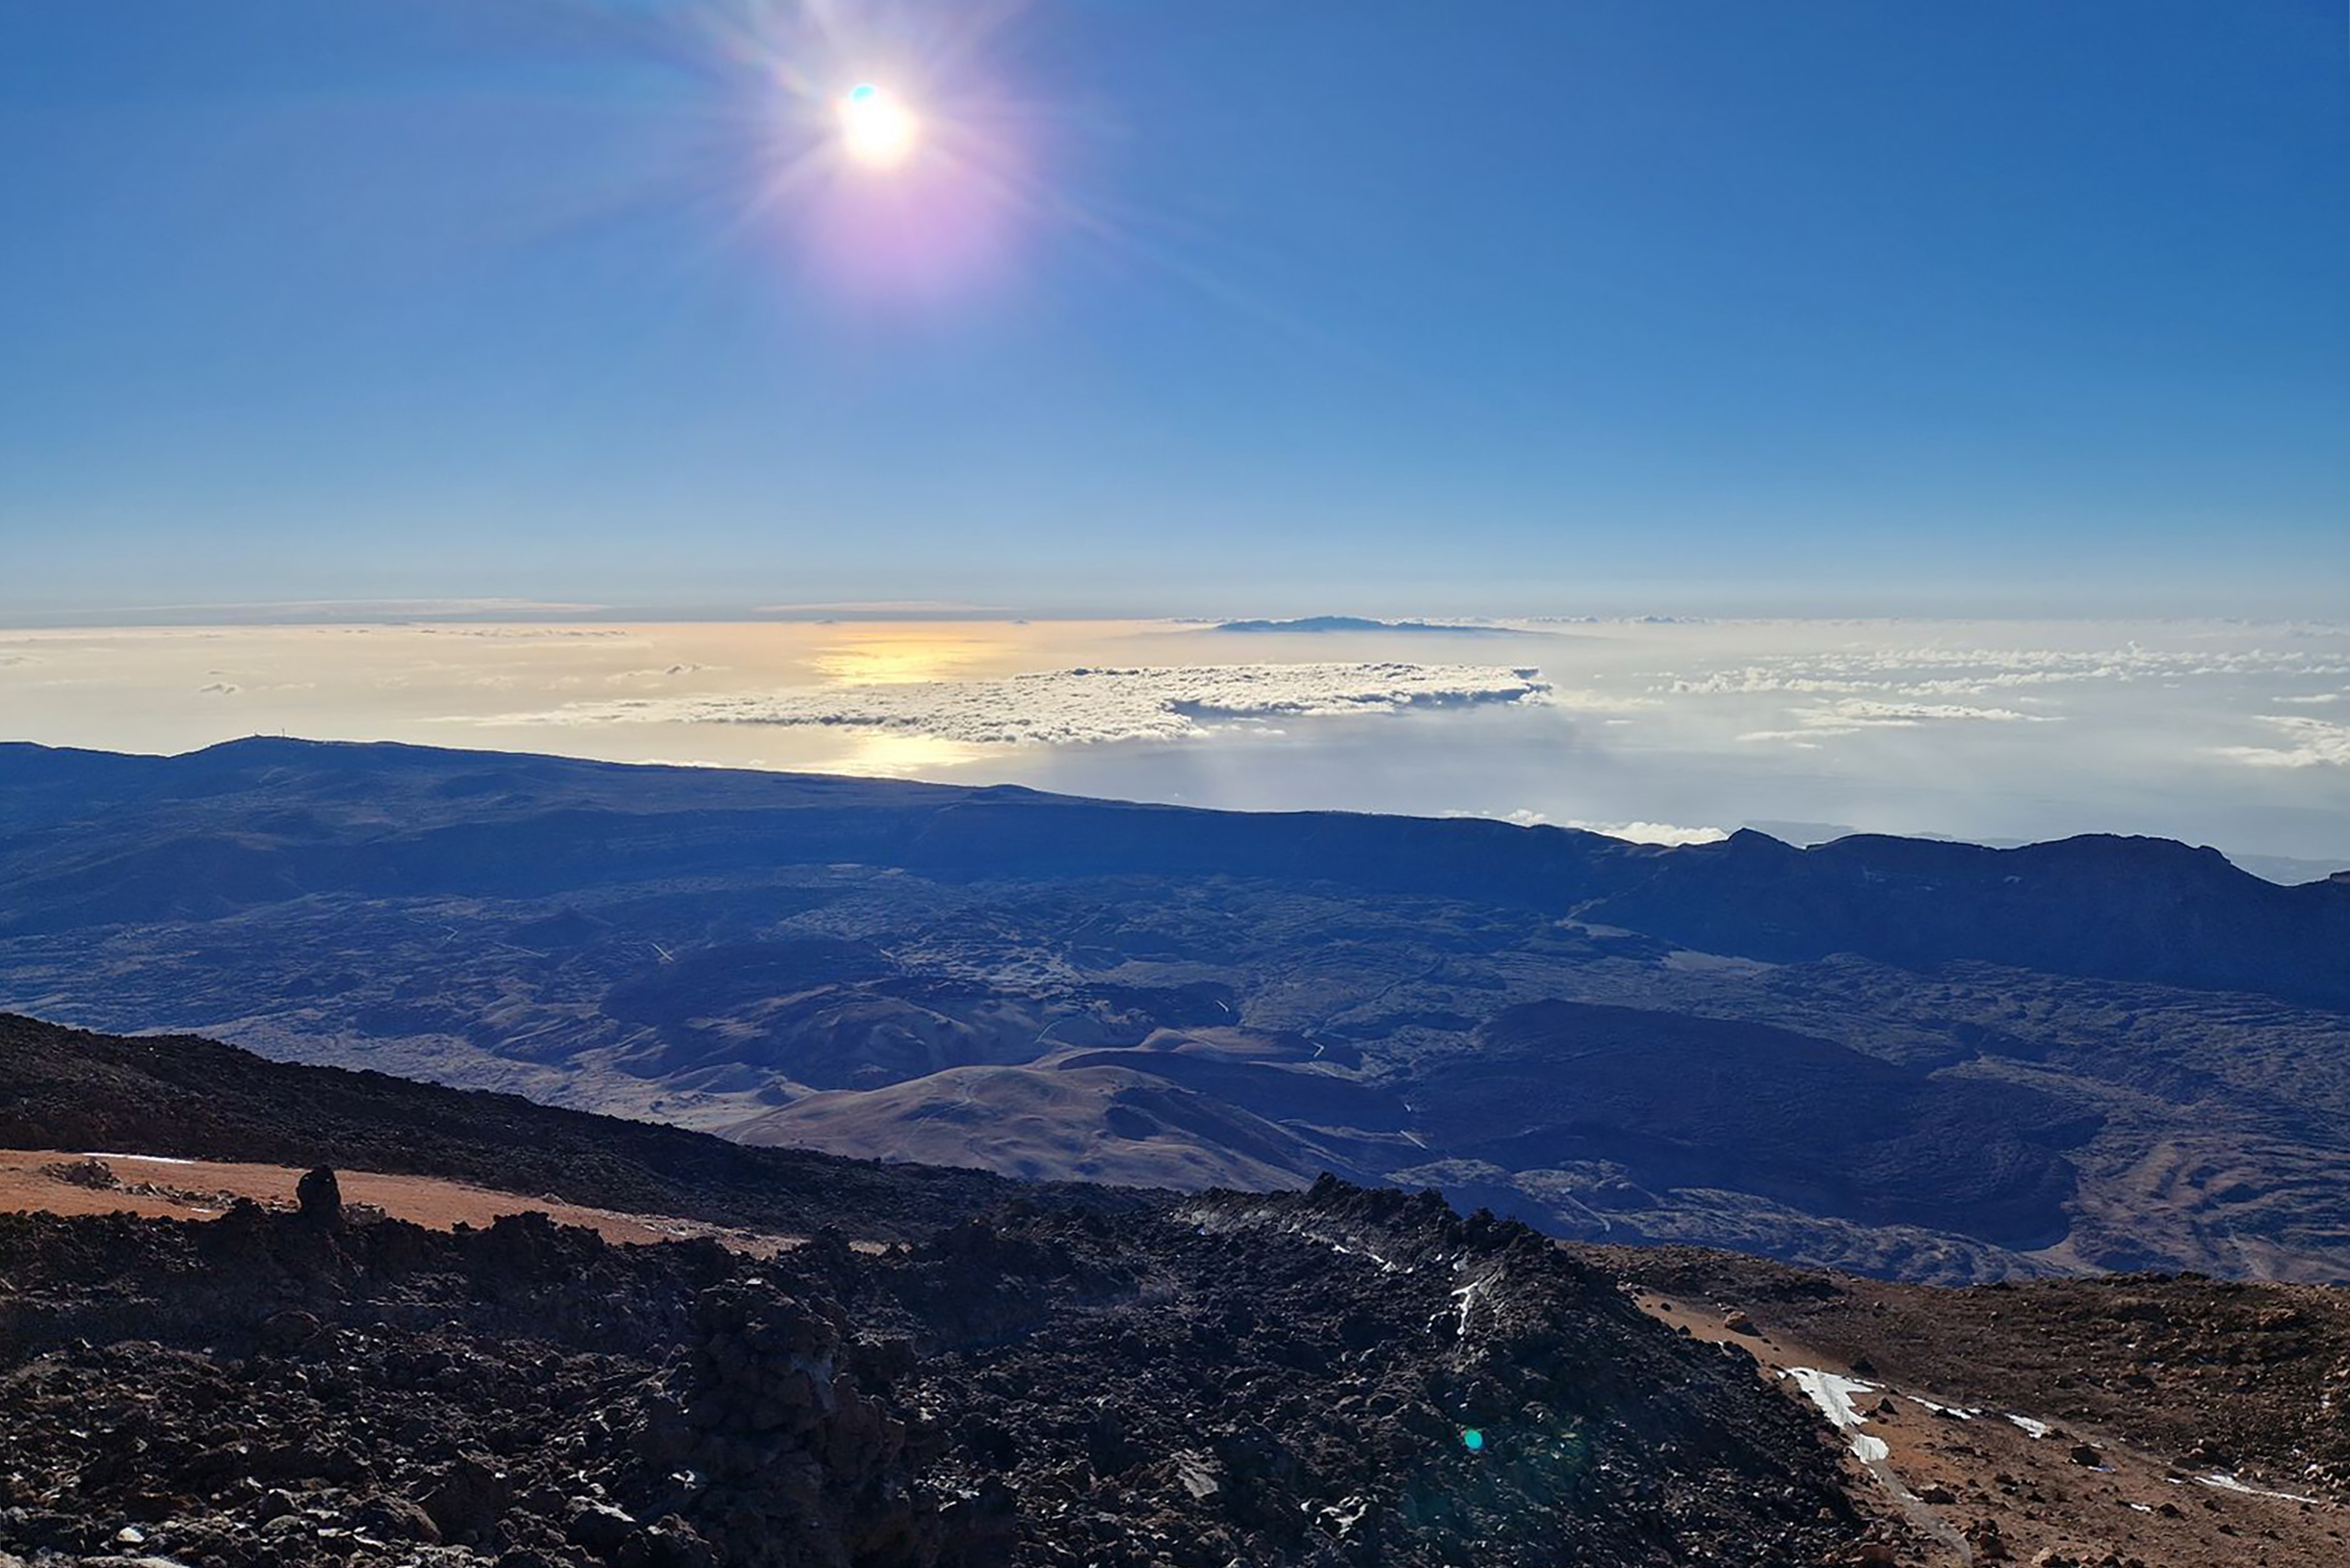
[3,738,2343,1004]
[0,1011,1133,1241]
[2,736,2347,1282]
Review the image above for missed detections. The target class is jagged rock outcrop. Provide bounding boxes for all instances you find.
[0,1177,1863,1567]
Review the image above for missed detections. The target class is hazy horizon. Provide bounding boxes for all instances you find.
[5,3,2344,872]
[8,613,2345,876]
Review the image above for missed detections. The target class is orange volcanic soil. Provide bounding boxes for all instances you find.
[0,1148,810,1254]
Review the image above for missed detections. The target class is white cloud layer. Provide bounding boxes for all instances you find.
[1449,809,1728,845]
[8,617,2344,867]
[2209,717,2350,771]
[1564,818,1730,845]
[1794,698,2052,727]
[466,663,1553,746]
[1737,698,2054,744]
[1539,687,1658,714]
[1665,644,2350,700]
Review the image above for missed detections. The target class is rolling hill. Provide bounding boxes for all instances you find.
[3,736,2346,1282]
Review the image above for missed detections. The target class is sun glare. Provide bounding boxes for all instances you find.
[838,82,918,170]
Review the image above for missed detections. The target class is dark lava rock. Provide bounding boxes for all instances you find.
[39,1157,120,1191]
[295,1165,344,1226]
[0,1175,1861,1566]
[420,1454,511,1544]
[353,1493,441,1543]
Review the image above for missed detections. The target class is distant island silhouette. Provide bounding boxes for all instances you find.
[1213,615,1519,635]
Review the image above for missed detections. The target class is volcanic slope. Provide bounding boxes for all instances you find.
[4,737,2348,1280]
[0,1020,1869,1568]
[1571,1241,2350,1568]
[0,1012,1131,1241]
[8,1022,2350,1567]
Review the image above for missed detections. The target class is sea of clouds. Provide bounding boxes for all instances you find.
[3,617,2344,870]
[469,662,1554,745]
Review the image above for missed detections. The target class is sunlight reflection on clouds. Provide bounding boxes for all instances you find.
[0,616,2343,869]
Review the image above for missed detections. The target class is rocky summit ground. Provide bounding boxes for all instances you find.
[0,1172,1864,1568]
[13,1014,2350,1567]
[1576,1242,2350,1567]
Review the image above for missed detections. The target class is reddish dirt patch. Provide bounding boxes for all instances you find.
[1626,1282,2350,1567]
[0,1148,812,1254]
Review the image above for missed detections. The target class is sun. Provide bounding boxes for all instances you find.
[837,83,919,170]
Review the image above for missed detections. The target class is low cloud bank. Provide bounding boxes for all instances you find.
[1447,810,1729,846]
[1738,698,2052,744]
[1562,818,1730,846]
[1667,645,2350,700]
[2210,717,2350,771]
[467,663,1553,746]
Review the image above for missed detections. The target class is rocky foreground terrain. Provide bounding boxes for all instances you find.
[6,1016,2350,1566]
[1583,1241,2350,1507]
[1590,1247,2350,1568]
[0,1012,1874,1566]
[0,1172,1861,1568]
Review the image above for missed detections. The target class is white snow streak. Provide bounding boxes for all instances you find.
[1787,1368,1889,1464]
[2200,1473,2323,1505]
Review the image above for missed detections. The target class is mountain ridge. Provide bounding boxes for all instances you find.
[0,1011,1129,1240]
[4,736,2347,1283]
[5,737,2340,1006]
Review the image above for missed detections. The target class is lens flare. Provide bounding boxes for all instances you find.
[837,82,918,170]
[1460,1427,1485,1452]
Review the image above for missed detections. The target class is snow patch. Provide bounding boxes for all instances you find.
[1449,1279,1484,1338]
[1786,1368,1889,1465]
[81,1152,198,1166]
[2200,1472,2323,1505]
[2006,1414,2051,1440]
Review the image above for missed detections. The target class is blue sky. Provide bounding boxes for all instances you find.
[3,1,2345,617]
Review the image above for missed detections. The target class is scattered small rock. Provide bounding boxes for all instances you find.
[41,1158,120,1191]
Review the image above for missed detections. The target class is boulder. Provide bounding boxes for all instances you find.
[296,1167,344,1227]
